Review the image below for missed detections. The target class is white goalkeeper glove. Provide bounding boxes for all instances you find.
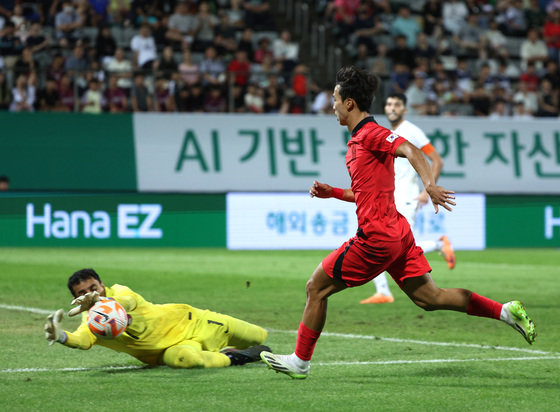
[44,309,67,345]
[68,291,100,317]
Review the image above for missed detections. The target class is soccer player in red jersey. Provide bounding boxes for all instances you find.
[260,66,536,379]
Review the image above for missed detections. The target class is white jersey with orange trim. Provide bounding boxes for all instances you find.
[393,120,431,225]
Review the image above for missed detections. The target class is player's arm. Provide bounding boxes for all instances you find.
[309,180,355,202]
[395,140,455,213]
[417,143,443,206]
[45,310,96,349]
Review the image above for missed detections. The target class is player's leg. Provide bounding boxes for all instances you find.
[261,263,347,379]
[163,341,231,368]
[401,274,535,344]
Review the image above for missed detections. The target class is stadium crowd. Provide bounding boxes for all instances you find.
[0,0,558,117]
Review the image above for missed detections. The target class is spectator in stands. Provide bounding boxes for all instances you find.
[488,99,509,119]
[369,43,391,77]
[425,97,440,116]
[351,3,382,55]
[310,81,334,115]
[520,61,540,91]
[353,43,371,70]
[13,46,37,78]
[254,37,273,64]
[387,34,415,71]
[58,73,75,111]
[503,0,528,37]
[391,5,421,48]
[65,43,89,89]
[455,57,473,96]
[513,80,538,115]
[131,23,157,70]
[228,49,251,88]
[11,4,29,41]
[178,49,200,86]
[405,70,429,115]
[214,11,237,58]
[454,14,484,58]
[55,2,83,46]
[0,22,23,77]
[106,47,132,90]
[543,9,560,63]
[108,0,132,26]
[154,45,178,80]
[37,77,64,111]
[0,175,9,191]
[250,53,278,87]
[104,74,128,112]
[535,78,559,117]
[413,32,436,68]
[263,74,285,113]
[96,26,117,67]
[130,72,152,112]
[525,0,546,30]
[88,0,109,26]
[200,45,225,86]
[290,63,310,113]
[389,62,410,94]
[81,77,104,113]
[0,71,12,110]
[244,83,264,113]
[482,18,508,59]
[520,28,548,71]
[193,1,218,52]
[226,0,245,30]
[237,27,255,60]
[166,2,197,50]
[546,0,560,13]
[422,0,443,37]
[202,85,225,112]
[154,77,176,112]
[25,22,49,54]
[511,101,532,119]
[469,83,491,116]
[442,0,468,36]
[273,29,299,74]
[328,0,360,38]
[542,59,560,91]
[242,0,274,31]
[9,73,35,112]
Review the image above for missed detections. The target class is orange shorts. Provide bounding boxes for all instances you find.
[322,230,431,288]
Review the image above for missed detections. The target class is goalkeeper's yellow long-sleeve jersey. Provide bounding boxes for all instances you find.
[64,284,202,364]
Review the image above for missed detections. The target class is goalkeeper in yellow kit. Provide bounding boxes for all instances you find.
[44,268,270,369]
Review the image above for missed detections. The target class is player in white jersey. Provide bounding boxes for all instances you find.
[361,93,456,304]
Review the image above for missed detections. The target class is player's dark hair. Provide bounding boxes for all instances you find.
[0,175,9,183]
[385,93,407,106]
[68,268,102,296]
[335,66,379,112]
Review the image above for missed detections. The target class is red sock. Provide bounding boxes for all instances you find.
[467,292,502,320]
[294,322,321,361]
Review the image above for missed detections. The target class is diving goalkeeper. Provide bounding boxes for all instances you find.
[44,268,270,369]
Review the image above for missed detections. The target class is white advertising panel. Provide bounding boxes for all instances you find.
[227,193,485,250]
[134,114,560,194]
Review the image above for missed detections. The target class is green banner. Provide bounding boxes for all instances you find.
[0,112,136,191]
[486,196,560,247]
[0,193,225,246]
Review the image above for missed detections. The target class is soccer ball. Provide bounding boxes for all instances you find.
[87,298,128,339]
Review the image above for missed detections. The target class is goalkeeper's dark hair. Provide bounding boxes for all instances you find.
[68,268,102,296]
[335,66,379,112]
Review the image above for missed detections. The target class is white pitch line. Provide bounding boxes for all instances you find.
[3,304,557,357]
[316,356,560,366]
[266,329,557,356]
[2,356,559,374]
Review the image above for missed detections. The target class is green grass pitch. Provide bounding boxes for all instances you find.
[1,248,559,411]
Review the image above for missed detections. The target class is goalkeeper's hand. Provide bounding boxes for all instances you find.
[68,291,100,317]
[44,309,67,345]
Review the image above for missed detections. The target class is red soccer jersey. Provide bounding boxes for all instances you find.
[346,117,410,241]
